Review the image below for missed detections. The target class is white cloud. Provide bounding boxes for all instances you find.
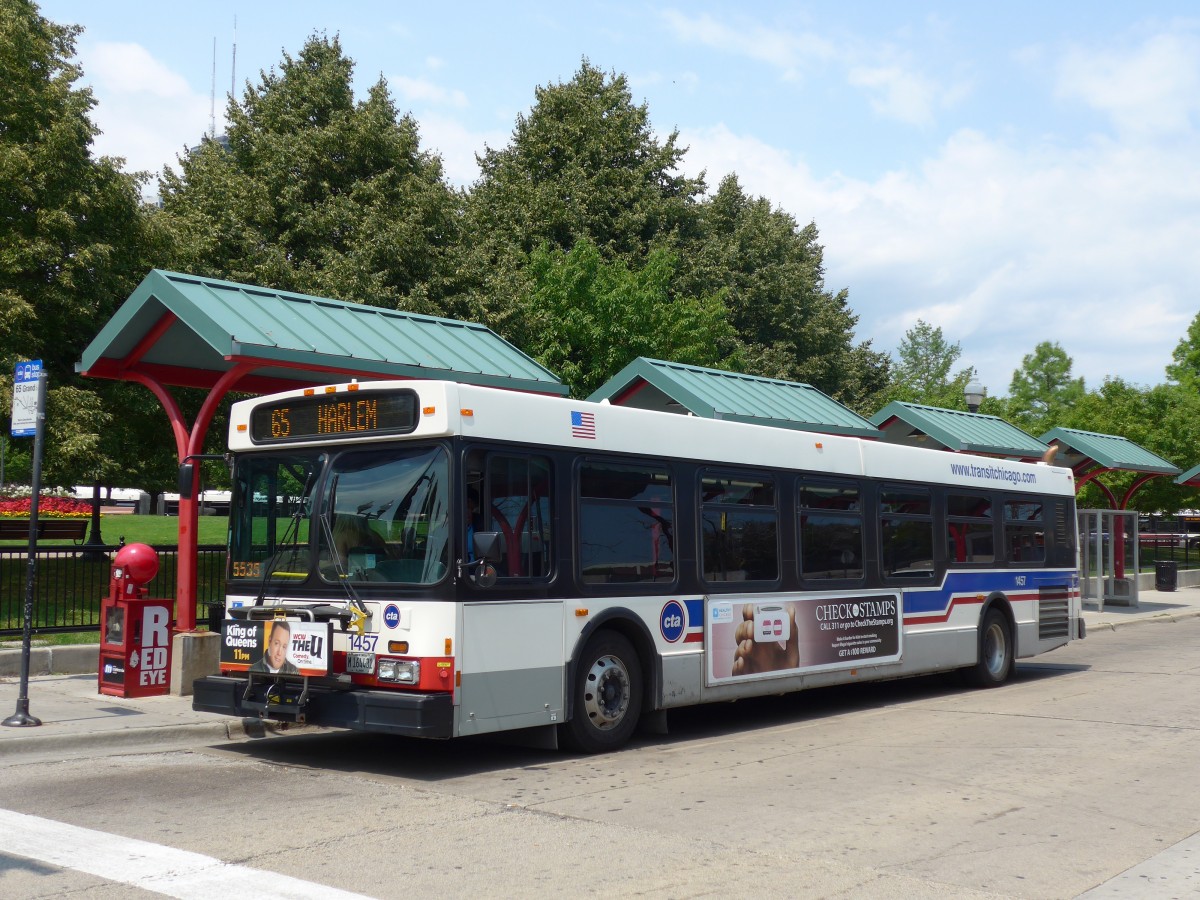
[1055,31,1200,136]
[676,109,1200,392]
[846,65,939,126]
[660,8,835,80]
[390,74,469,109]
[415,113,507,187]
[79,41,213,183]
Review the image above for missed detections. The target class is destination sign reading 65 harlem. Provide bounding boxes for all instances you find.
[249,391,418,443]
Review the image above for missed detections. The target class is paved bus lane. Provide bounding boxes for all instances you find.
[4,616,1200,898]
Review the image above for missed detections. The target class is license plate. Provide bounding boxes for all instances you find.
[345,652,375,674]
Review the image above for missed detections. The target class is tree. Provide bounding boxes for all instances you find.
[158,33,462,318]
[1167,311,1200,390]
[520,239,734,396]
[1062,378,1200,513]
[0,0,156,489]
[1005,341,1085,435]
[466,60,702,263]
[681,176,889,409]
[460,60,706,344]
[882,319,976,410]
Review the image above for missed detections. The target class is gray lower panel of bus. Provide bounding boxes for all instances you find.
[456,666,564,736]
[192,675,453,738]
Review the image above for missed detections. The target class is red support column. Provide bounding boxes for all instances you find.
[128,364,252,632]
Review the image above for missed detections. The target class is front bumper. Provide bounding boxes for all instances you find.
[193,675,453,739]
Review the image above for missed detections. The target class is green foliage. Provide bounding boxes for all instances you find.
[158,33,462,318]
[467,59,702,263]
[463,65,883,404]
[681,176,889,409]
[521,239,734,396]
[1167,311,1200,390]
[1005,341,1086,435]
[881,319,976,410]
[1062,379,1200,513]
[0,0,155,489]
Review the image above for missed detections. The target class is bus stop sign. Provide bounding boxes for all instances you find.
[11,360,42,437]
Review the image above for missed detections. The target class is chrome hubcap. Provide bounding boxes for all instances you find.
[582,654,630,731]
[983,621,1007,677]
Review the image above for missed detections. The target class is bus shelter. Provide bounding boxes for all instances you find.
[588,357,881,438]
[1041,427,1181,608]
[869,401,1049,459]
[77,270,567,634]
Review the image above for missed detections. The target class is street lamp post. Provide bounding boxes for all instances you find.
[965,381,986,413]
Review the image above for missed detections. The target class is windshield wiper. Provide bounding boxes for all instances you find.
[253,468,315,606]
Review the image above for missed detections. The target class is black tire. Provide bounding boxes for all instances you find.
[965,607,1014,688]
[559,630,643,753]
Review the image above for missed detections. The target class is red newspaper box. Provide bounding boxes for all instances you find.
[98,543,173,697]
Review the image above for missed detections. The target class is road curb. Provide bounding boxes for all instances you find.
[1,713,325,759]
[0,644,99,678]
[1,721,246,759]
[1084,607,1200,632]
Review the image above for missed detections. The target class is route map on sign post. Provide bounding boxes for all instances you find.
[11,360,42,438]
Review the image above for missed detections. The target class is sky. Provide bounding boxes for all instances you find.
[37,1,1200,398]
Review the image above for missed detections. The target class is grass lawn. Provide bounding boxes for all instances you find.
[0,515,228,547]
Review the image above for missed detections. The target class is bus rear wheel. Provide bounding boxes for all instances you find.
[965,607,1013,688]
[560,631,642,753]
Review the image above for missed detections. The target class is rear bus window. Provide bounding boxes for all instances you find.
[1005,499,1045,563]
[947,493,994,565]
[701,473,778,584]
[881,487,934,580]
[798,480,864,581]
[578,462,674,585]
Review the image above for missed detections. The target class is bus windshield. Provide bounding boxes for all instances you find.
[318,445,450,585]
[228,444,451,587]
[228,452,321,582]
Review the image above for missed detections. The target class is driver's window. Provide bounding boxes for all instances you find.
[465,450,552,580]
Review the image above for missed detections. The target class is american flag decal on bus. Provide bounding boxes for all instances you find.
[570,410,596,439]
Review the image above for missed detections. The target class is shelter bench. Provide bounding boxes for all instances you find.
[0,519,88,543]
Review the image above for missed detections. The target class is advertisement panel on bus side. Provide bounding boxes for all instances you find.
[706,593,903,685]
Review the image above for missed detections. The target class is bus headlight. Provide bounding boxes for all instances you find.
[377,658,420,684]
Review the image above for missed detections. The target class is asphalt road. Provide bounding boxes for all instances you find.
[4,618,1200,899]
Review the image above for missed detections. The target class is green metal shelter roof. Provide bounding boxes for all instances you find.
[77,269,567,396]
[1176,463,1200,486]
[870,401,1048,459]
[1040,427,1180,476]
[587,357,880,439]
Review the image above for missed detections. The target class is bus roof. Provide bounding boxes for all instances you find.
[229,380,1076,497]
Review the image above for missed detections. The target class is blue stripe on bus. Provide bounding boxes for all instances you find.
[902,569,1072,616]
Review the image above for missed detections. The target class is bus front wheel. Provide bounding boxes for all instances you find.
[965,607,1014,688]
[560,631,643,753]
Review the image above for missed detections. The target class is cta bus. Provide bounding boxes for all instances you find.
[193,379,1082,752]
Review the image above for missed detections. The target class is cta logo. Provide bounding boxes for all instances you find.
[660,600,685,643]
[384,604,401,629]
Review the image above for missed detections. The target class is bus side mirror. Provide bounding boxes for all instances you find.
[473,531,502,563]
[178,463,195,499]
[467,531,503,588]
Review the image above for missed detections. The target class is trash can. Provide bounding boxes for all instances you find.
[1155,560,1178,592]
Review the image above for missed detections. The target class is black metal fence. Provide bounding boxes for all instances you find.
[0,544,226,637]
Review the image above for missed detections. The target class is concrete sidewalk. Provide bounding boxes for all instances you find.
[3,585,1199,758]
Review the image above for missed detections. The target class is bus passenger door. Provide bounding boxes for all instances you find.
[457,601,565,737]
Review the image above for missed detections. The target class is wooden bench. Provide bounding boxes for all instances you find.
[0,519,89,543]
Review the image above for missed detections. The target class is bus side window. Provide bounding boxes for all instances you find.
[472,452,553,580]
[947,493,994,566]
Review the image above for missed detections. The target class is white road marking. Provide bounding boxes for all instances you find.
[0,809,373,900]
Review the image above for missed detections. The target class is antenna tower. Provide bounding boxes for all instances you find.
[209,36,216,139]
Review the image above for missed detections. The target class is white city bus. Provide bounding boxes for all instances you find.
[193,379,1082,752]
